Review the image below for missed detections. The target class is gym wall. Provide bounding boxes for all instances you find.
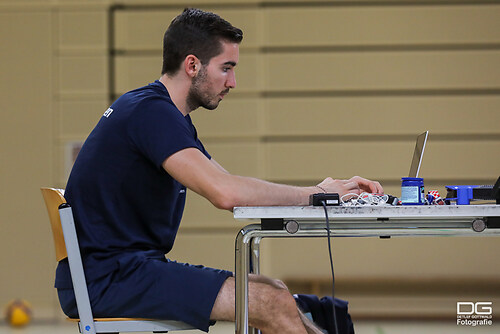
[1,0,499,320]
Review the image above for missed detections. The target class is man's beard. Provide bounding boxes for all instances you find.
[186,67,220,111]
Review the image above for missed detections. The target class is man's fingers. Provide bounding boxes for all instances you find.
[344,181,361,193]
[321,177,383,196]
[351,176,384,194]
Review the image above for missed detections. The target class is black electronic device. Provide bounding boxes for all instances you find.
[310,193,340,206]
[386,195,401,206]
[493,176,500,205]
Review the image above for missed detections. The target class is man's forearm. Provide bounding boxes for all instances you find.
[164,148,382,211]
[213,173,318,210]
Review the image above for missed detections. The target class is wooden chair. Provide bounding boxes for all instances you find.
[41,187,196,334]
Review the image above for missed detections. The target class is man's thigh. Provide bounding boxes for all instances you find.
[61,256,232,331]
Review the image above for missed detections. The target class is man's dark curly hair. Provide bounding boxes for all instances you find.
[161,8,243,76]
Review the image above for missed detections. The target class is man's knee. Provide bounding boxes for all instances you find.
[249,282,297,325]
[271,287,297,314]
[249,273,289,290]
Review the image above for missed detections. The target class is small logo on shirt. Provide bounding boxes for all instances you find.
[103,107,114,118]
[179,189,186,194]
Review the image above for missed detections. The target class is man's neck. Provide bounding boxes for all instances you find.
[158,74,191,116]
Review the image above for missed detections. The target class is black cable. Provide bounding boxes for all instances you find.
[322,200,339,334]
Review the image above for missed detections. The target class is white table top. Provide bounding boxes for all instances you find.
[234,204,500,221]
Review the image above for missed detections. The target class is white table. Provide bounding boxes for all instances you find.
[233,205,500,334]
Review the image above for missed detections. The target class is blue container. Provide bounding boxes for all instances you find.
[401,177,424,205]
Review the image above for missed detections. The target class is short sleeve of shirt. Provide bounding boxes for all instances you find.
[127,98,209,168]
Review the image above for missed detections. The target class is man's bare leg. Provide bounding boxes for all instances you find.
[244,274,324,334]
[210,274,324,334]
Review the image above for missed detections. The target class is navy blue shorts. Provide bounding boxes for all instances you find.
[57,254,233,332]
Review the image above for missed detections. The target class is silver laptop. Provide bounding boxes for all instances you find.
[408,131,429,178]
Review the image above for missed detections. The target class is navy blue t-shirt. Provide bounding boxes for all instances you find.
[56,80,210,288]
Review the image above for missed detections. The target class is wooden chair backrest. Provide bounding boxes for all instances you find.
[41,187,67,262]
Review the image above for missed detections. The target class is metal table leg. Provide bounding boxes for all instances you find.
[235,226,253,334]
[249,237,262,334]
[236,225,267,334]
[251,236,261,275]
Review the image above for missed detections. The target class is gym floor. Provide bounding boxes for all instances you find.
[1,320,499,334]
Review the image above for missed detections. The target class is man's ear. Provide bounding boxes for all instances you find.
[184,55,200,78]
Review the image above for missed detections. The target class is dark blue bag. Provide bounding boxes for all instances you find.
[294,294,355,334]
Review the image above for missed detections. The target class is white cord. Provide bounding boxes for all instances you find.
[341,192,391,206]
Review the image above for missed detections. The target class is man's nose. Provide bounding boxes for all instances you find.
[226,71,236,89]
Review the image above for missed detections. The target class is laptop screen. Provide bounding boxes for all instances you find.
[409,131,429,178]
